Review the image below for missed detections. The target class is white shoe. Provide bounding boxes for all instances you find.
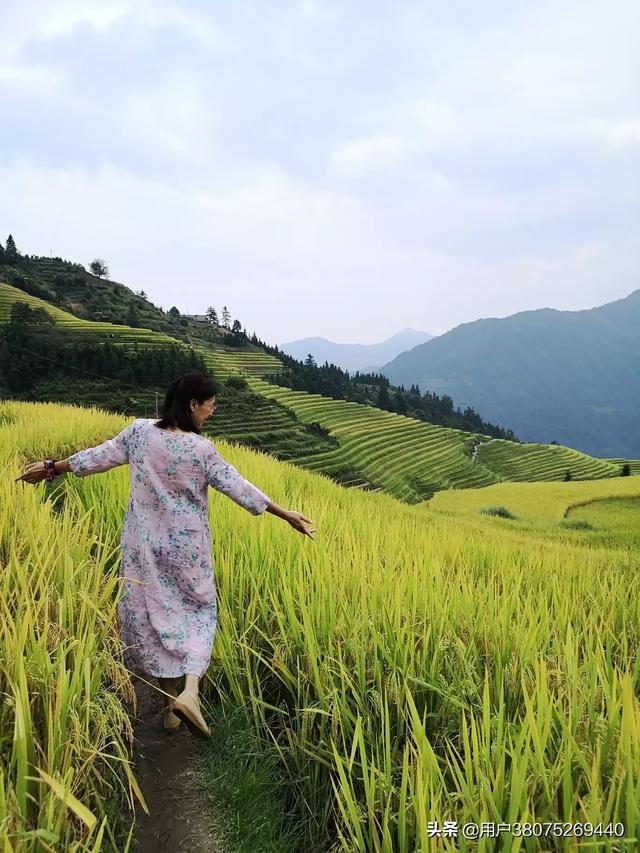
[171,690,211,739]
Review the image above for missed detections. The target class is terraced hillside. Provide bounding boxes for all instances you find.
[0,281,176,347]
[604,458,640,475]
[244,375,500,501]
[2,279,632,503]
[476,437,620,482]
[200,386,338,461]
[198,346,283,379]
[0,281,329,462]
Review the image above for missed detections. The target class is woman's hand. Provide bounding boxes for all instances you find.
[15,462,48,484]
[285,510,316,540]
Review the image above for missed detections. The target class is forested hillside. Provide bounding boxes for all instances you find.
[381,289,640,457]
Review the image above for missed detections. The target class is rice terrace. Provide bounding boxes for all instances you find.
[2,3,640,849]
[0,242,639,852]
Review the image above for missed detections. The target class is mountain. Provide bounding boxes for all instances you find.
[278,328,433,373]
[380,290,640,458]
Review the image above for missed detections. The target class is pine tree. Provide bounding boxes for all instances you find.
[232,319,242,333]
[304,353,317,367]
[206,306,219,326]
[5,234,17,262]
[221,306,231,328]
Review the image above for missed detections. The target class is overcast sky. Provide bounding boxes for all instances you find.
[1,0,638,344]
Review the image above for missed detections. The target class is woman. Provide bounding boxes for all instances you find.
[16,371,316,739]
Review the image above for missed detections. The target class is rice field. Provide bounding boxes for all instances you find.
[475,439,620,482]
[199,348,284,379]
[4,279,634,504]
[245,376,629,502]
[428,476,640,525]
[565,497,640,550]
[245,376,500,500]
[3,399,640,851]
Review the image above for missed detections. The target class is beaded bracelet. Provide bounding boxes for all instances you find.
[43,459,58,483]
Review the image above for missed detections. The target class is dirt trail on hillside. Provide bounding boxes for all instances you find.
[126,678,225,853]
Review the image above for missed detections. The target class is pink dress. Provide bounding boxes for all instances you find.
[68,418,271,678]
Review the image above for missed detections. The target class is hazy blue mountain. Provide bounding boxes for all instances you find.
[278,328,433,373]
[380,290,640,458]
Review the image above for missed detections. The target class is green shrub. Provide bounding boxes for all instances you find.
[479,505,518,520]
[225,375,248,390]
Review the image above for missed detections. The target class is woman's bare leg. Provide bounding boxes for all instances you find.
[158,676,179,708]
[184,673,199,698]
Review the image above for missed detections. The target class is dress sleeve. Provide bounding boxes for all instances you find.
[203,441,271,515]
[68,420,139,477]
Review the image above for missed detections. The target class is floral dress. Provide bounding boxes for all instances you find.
[68,418,271,678]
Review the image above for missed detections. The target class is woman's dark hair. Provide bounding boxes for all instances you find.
[154,371,218,434]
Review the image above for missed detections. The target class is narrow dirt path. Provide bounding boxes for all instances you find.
[126,678,225,853]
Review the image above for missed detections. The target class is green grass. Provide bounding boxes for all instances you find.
[197,702,306,853]
[428,475,640,524]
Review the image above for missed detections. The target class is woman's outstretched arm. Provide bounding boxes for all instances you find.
[204,442,316,539]
[15,458,71,484]
[265,501,316,539]
[15,420,139,484]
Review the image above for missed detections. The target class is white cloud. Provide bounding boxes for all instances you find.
[0,0,134,58]
[0,0,638,343]
[329,135,411,177]
[586,118,640,150]
[0,63,62,90]
[125,72,218,161]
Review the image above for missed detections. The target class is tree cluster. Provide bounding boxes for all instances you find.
[201,304,250,346]
[0,302,207,392]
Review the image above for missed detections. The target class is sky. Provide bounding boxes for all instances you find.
[1,0,638,344]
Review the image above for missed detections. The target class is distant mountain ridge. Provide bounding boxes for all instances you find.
[278,328,433,373]
[380,290,640,458]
